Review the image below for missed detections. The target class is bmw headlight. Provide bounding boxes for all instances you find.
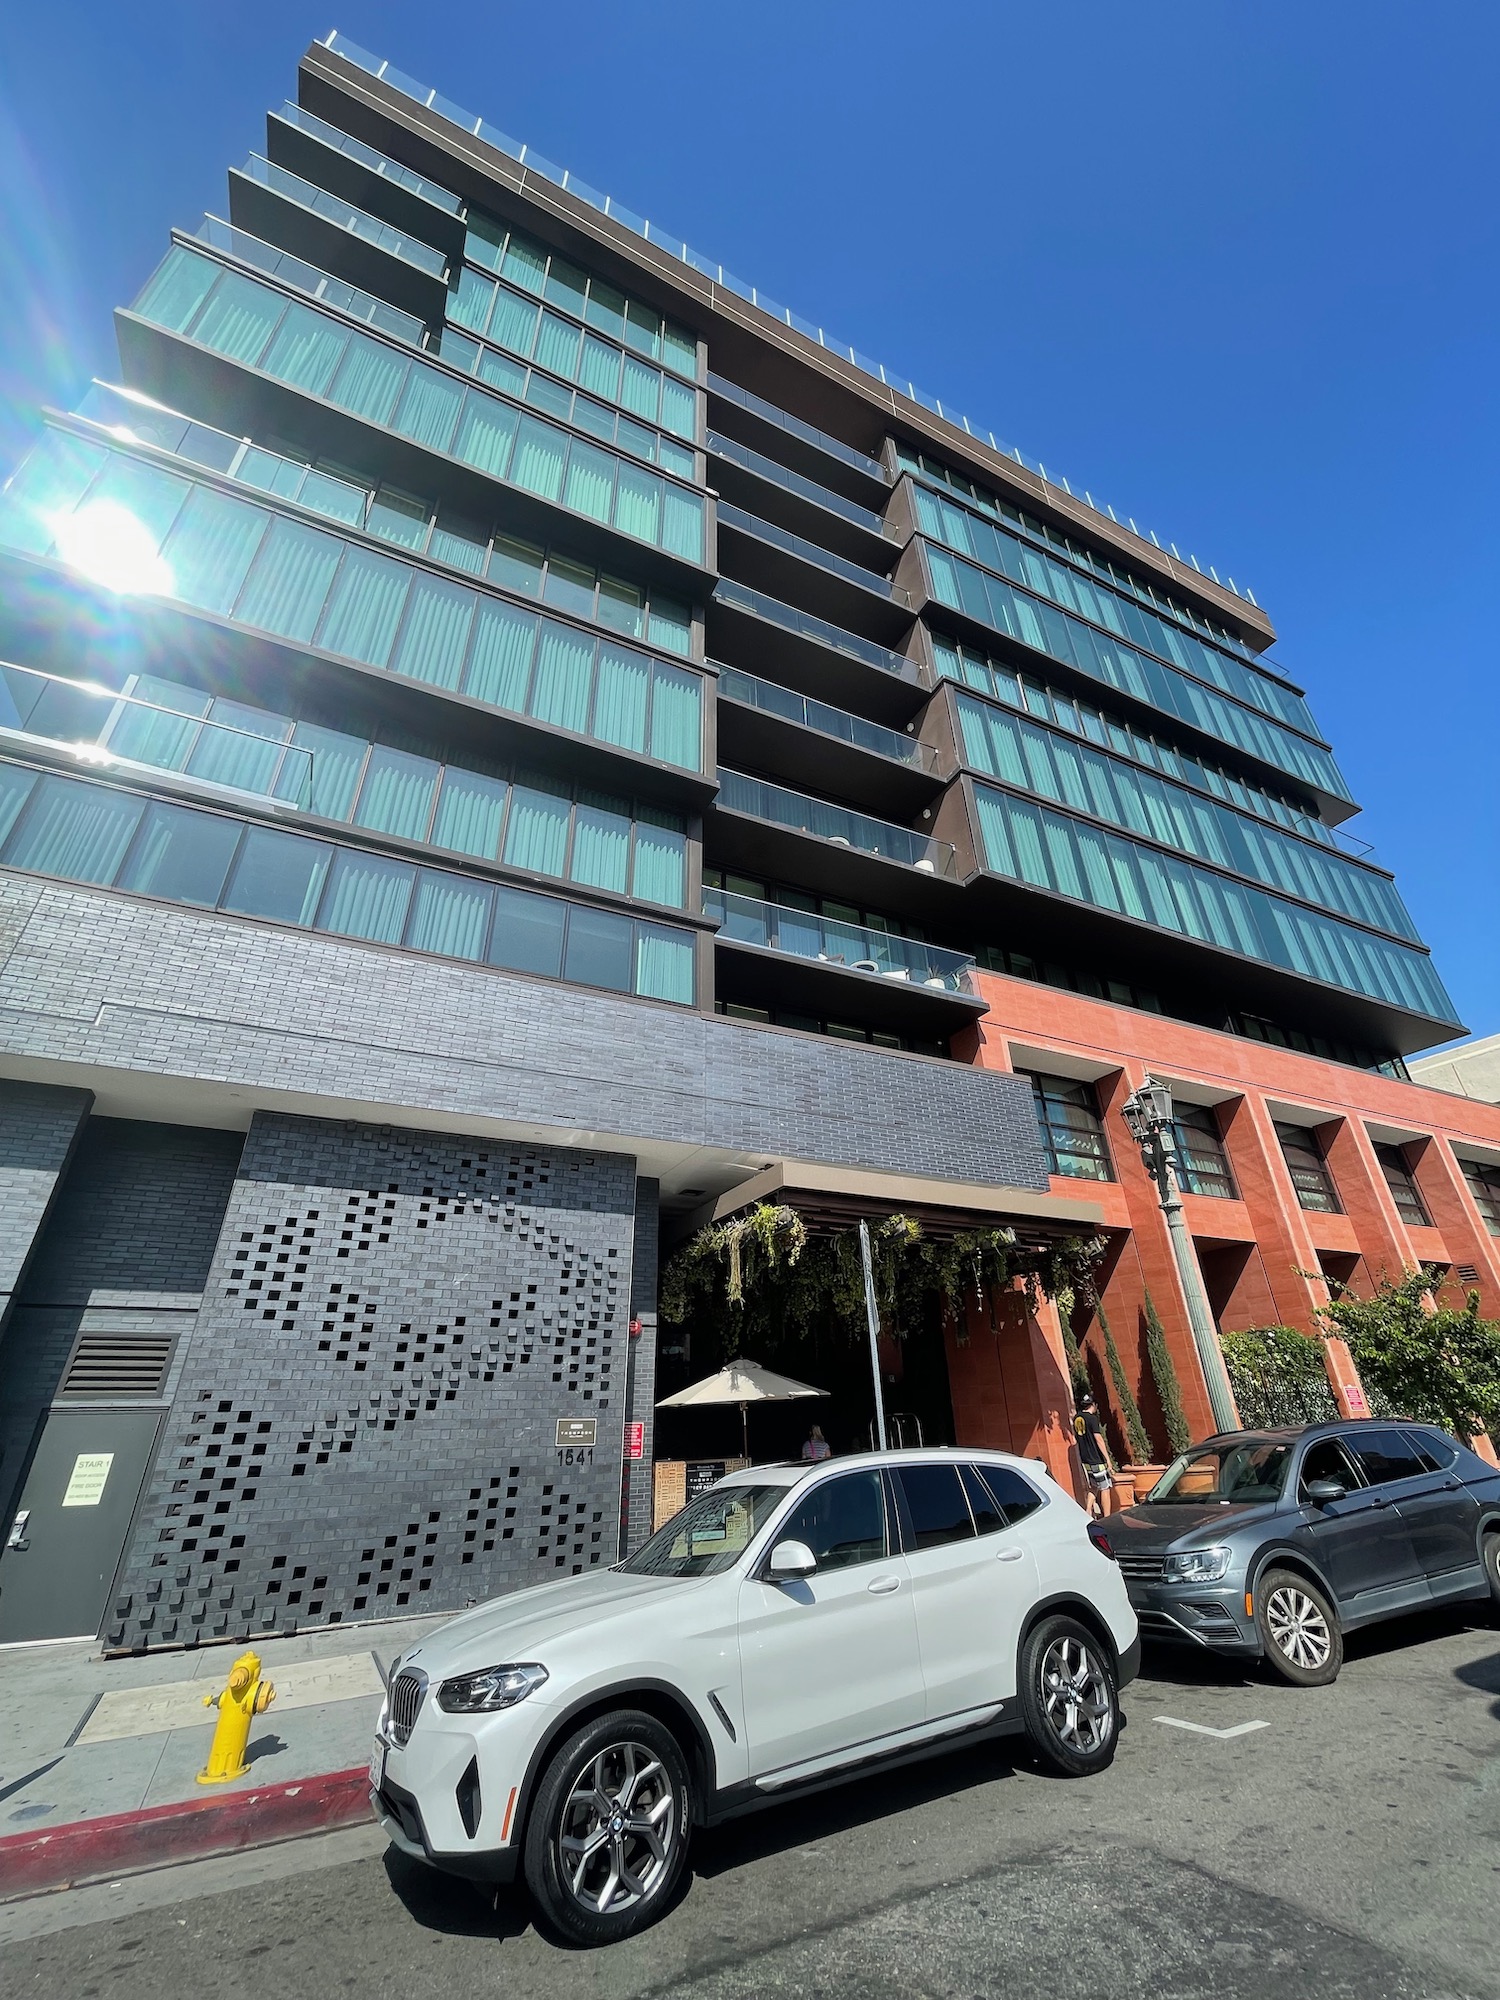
[435,1662,549,1713]
[1163,1546,1232,1583]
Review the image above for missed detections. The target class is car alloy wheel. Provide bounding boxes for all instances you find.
[1255,1565,1343,1686]
[557,1739,677,1915]
[1266,1585,1331,1671]
[1040,1634,1113,1755]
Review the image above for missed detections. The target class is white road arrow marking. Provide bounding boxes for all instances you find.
[1153,1715,1269,1739]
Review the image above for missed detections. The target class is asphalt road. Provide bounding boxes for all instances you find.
[4,1604,1498,1999]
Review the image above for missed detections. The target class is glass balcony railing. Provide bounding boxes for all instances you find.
[705,887,974,993]
[273,103,466,216]
[711,577,921,684]
[705,374,886,481]
[715,665,936,771]
[717,769,956,877]
[191,218,428,346]
[717,502,907,604]
[237,155,449,278]
[706,430,889,535]
[0,660,315,808]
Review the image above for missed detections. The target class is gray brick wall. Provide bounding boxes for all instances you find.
[0,1080,92,1316]
[106,1111,644,1652]
[622,1177,659,1553]
[0,877,1049,1191]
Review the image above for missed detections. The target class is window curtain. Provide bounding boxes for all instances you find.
[186,697,288,795]
[592,644,649,754]
[430,768,507,859]
[329,333,410,425]
[502,783,571,876]
[562,440,615,523]
[661,488,704,563]
[511,416,566,502]
[406,870,493,959]
[105,675,210,770]
[613,464,661,545]
[530,621,593,734]
[428,515,488,575]
[390,575,475,690]
[191,269,284,365]
[5,773,144,884]
[453,389,518,478]
[448,265,497,334]
[116,801,241,906]
[633,925,694,1004]
[318,849,415,943]
[222,826,331,924]
[618,356,659,421]
[568,800,631,894]
[534,311,581,379]
[262,302,348,396]
[317,546,410,666]
[488,287,540,358]
[463,600,537,712]
[160,486,268,617]
[392,366,464,453]
[0,764,38,848]
[578,333,620,400]
[352,746,440,841]
[501,235,547,293]
[647,664,701,769]
[132,245,220,333]
[278,721,365,819]
[236,518,343,643]
[646,597,692,655]
[659,377,696,441]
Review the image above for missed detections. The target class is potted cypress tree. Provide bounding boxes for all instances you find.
[1093,1302,1153,1502]
[1133,1291,1189,1499]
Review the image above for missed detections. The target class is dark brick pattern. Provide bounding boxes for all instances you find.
[0,1080,92,1312]
[0,877,1050,1193]
[106,1112,640,1652]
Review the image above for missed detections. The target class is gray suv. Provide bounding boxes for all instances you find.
[1101,1422,1500,1685]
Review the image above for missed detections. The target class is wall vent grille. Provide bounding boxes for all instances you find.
[60,1334,173,1399]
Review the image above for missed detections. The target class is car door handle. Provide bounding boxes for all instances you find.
[995,1546,1026,1563]
[867,1575,901,1595]
[1369,1496,1389,1508]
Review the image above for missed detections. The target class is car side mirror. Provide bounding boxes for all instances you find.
[1306,1478,1346,1505]
[767,1539,817,1580]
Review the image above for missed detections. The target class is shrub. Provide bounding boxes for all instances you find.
[1220,1326,1338,1429]
[1095,1301,1152,1463]
[1321,1270,1500,1446]
[1142,1292,1192,1456]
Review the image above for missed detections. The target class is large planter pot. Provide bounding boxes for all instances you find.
[1119,1464,1167,1504]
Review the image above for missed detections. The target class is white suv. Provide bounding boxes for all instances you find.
[371,1448,1139,1944]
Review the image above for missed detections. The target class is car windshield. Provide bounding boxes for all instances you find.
[619,1483,787,1578]
[1144,1440,1292,1505]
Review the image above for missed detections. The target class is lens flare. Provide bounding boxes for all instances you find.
[51,500,174,597]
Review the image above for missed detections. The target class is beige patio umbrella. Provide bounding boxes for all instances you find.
[656,1359,829,1460]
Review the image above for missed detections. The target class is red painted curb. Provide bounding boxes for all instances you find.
[0,1766,372,1901]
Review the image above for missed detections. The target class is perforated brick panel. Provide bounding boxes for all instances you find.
[106,1111,639,1651]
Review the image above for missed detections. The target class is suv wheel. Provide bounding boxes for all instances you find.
[523,1709,690,1945]
[1018,1614,1119,1776]
[1482,1531,1500,1618]
[1256,1567,1343,1686]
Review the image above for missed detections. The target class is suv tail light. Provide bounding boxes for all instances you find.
[1087,1522,1117,1561]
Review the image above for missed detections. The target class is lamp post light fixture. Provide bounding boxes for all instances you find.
[1120,1078,1240,1435]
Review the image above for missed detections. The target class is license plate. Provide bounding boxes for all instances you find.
[368,1739,386,1794]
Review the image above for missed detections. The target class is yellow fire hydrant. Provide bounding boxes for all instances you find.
[196,1649,276,1784]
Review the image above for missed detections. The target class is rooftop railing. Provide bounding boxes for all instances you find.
[322,28,1259,607]
[711,577,921,684]
[705,886,974,992]
[715,665,936,771]
[190,217,428,345]
[717,768,956,877]
[237,154,449,278]
[0,660,315,809]
[273,102,466,215]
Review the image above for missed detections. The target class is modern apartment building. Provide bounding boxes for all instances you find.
[0,33,1495,1648]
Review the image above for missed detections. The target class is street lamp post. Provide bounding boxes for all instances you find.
[1120,1078,1239,1435]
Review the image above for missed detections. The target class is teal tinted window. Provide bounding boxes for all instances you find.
[117,801,240,906]
[236,517,343,642]
[632,818,687,906]
[329,333,409,424]
[6,773,143,883]
[503,782,570,875]
[318,848,415,943]
[0,431,109,555]
[280,721,364,819]
[648,663,701,769]
[489,885,564,976]
[563,903,632,990]
[430,768,507,858]
[635,924,694,1002]
[222,826,331,924]
[262,302,348,395]
[316,546,409,665]
[192,268,284,364]
[464,599,536,710]
[569,796,631,894]
[392,575,474,690]
[159,486,267,616]
[593,644,649,755]
[530,621,593,733]
[406,870,492,959]
[131,245,220,332]
[352,746,439,841]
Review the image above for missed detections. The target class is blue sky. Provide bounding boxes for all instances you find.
[1,2,1494,1048]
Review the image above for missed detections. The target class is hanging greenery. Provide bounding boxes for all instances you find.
[660,1204,1106,1360]
[1142,1291,1192,1457]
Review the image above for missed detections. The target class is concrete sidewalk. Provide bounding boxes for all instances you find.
[0,1613,448,1894]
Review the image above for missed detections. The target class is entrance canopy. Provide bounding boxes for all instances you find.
[692,1159,1105,1245]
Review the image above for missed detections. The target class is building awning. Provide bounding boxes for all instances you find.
[694,1158,1104,1244]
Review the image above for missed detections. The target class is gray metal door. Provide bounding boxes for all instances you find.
[0,1408,161,1643]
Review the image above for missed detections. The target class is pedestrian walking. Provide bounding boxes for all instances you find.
[801,1424,831,1461]
[1073,1391,1114,1517]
